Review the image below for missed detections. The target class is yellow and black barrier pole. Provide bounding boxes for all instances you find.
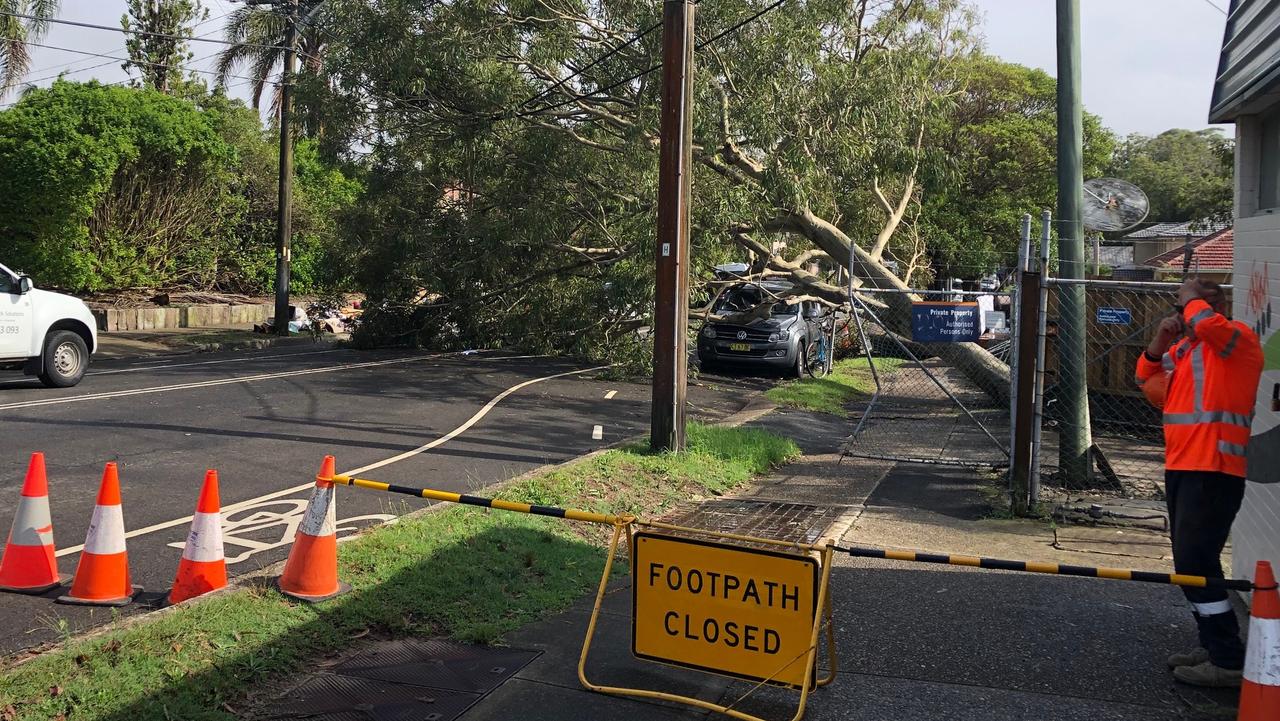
[836,544,1256,591]
[328,474,627,527]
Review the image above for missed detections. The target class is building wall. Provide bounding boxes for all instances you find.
[1231,117,1280,583]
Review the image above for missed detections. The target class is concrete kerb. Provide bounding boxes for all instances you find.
[3,382,778,669]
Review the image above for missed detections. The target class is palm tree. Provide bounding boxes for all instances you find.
[215,0,328,114]
[1,0,59,98]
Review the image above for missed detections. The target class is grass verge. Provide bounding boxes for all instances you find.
[0,422,798,721]
[766,357,903,415]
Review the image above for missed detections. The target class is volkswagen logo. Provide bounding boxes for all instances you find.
[736,331,748,340]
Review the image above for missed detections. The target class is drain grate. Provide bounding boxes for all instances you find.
[335,639,539,694]
[265,673,479,721]
[263,640,540,721]
[653,498,846,549]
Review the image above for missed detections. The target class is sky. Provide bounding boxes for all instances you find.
[11,0,1234,137]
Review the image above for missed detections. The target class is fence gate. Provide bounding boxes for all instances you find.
[1033,278,1234,499]
[839,284,1012,473]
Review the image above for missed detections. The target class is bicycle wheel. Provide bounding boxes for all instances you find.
[805,340,830,378]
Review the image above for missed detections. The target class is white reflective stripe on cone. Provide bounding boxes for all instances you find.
[1244,617,1280,686]
[182,511,224,563]
[7,496,53,547]
[83,504,127,555]
[299,485,336,537]
[1193,599,1234,616]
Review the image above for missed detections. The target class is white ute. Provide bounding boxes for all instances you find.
[0,263,97,388]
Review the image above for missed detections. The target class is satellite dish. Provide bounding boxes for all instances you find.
[1082,177,1149,232]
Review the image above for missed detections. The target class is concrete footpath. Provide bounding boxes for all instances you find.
[252,406,1240,721]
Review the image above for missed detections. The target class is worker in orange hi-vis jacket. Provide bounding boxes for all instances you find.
[1135,278,1263,688]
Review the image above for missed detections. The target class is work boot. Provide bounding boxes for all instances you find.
[1172,660,1242,688]
[1166,647,1209,668]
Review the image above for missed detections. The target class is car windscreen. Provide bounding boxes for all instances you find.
[714,287,797,315]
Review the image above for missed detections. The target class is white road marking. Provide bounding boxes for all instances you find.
[53,364,610,557]
[88,348,345,376]
[592,425,604,440]
[1,355,435,411]
[604,390,617,399]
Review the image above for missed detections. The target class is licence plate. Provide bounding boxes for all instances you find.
[729,343,751,352]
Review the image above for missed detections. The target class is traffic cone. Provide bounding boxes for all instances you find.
[277,456,349,602]
[57,463,140,606]
[167,470,227,605]
[0,453,68,593]
[1239,560,1280,720]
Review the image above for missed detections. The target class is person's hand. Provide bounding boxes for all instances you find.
[1178,278,1205,307]
[1149,315,1183,357]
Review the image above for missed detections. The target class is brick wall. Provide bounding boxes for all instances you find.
[1232,212,1280,582]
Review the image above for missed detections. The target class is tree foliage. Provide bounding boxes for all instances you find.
[121,0,208,94]
[0,81,360,292]
[920,55,1114,277]
[1107,128,1233,226]
[0,0,57,97]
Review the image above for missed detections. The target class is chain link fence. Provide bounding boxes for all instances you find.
[1032,281,1234,500]
[839,288,1012,471]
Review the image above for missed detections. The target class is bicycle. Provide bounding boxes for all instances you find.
[804,313,835,378]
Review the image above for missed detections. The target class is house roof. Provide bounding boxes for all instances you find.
[1122,220,1231,240]
[1144,227,1235,270]
[1209,0,1280,123]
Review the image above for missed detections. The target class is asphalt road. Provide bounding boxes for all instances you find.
[0,345,756,654]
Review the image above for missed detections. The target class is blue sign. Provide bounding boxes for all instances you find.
[911,302,981,343]
[1096,307,1132,325]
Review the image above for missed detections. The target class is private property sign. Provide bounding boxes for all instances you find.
[910,302,981,342]
[631,532,819,688]
[1096,307,1133,325]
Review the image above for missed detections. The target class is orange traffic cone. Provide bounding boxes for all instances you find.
[1239,560,1279,720]
[277,456,349,602]
[168,470,227,605]
[57,463,140,606]
[0,453,68,593]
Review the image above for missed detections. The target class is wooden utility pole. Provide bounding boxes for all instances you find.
[650,0,695,452]
[274,0,298,336]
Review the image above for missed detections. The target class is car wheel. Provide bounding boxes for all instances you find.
[38,330,89,388]
[790,342,805,378]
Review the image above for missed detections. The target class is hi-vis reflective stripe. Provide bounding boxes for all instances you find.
[7,496,53,547]
[1164,410,1254,428]
[83,504,127,555]
[1245,617,1280,686]
[1191,345,1206,411]
[329,475,624,526]
[1162,352,1176,372]
[299,485,336,537]
[1192,599,1234,616]
[836,545,1256,591]
[1188,307,1215,332]
[1221,329,1242,358]
[1219,440,1249,457]
[182,511,223,563]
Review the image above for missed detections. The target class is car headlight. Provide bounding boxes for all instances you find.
[701,326,717,338]
[768,330,789,342]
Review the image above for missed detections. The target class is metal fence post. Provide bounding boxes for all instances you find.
[1010,266,1041,516]
[1009,215,1032,486]
[1030,211,1052,503]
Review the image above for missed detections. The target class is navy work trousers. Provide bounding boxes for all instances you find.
[1165,470,1246,670]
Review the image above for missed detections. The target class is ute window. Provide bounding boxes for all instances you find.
[714,287,797,315]
[0,273,13,295]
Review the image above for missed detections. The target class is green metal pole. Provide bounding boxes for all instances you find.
[1055,0,1093,483]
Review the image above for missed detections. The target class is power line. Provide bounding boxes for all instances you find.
[516,0,788,119]
[513,20,663,111]
[0,10,294,52]
[1196,0,1227,15]
[25,9,235,77]
[21,40,263,85]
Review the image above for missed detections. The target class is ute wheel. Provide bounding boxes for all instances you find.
[38,331,89,388]
[790,342,805,378]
